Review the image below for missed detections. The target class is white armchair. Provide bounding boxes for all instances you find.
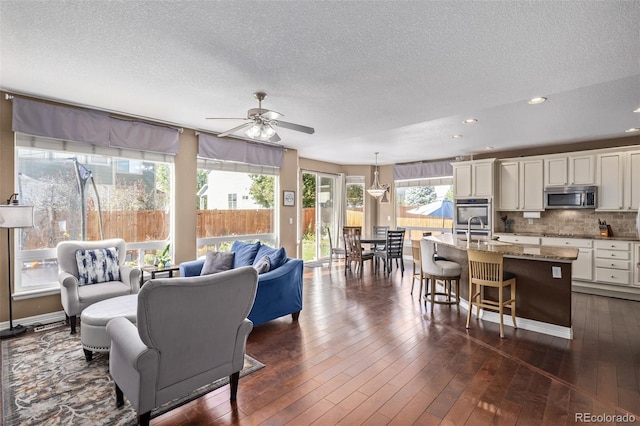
[106,266,258,426]
[57,238,140,334]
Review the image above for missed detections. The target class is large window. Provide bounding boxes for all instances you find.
[346,176,364,227]
[16,136,173,296]
[196,162,277,256]
[395,180,453,240]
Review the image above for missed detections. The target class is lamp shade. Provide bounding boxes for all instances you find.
[0,205,34,228]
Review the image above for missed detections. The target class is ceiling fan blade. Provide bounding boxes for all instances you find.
[276,120,315,134]
[218,122,253,138]
[268,133,281,143]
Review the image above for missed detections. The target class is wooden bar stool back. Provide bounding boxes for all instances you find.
[410,239,424,297]
[466,249,517,338]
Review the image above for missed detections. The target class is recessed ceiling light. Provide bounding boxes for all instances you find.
[463,118,478,124]
[625,127,640,133]
[452,134,463,139]
[634,107,640,113]
[528,97,547,105]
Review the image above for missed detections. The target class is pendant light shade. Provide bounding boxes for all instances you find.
[367,152,387,198]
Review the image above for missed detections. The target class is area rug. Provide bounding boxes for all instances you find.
[2,327,264,426]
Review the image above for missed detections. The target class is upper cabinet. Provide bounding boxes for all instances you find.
[545,154,595,186]
[626,150,640,210]
[453,159,495,198]
[497,159,543,211]
[597,153,624,210]
[597,149,640,211]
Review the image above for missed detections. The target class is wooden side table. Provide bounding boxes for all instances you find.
[140,265,180,286]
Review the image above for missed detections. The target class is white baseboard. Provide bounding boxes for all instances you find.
[0,311,67,332]
[458,298,573,340]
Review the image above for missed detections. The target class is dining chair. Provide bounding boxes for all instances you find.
[326,226,345,268]
[372,225,389,253]
[374,229,405,276]
[466,249,517,338]
[343,227,374,277]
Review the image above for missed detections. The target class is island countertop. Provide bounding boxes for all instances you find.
[428,233,579,262]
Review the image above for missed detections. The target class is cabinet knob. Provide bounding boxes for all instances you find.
[611,263,615,266]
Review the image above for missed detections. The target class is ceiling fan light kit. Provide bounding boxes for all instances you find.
[208,92,314,143]
[367,152,388,198]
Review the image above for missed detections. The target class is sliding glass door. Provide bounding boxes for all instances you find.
[301,171,341,262]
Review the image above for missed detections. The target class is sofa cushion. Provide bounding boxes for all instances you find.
[75,247,121,285]
[253,255,271,274]
[231,241,261,268]
[201,251,235,275]
[254,245,287,271]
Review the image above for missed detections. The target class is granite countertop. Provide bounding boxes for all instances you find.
[428,234,579,261]
[494,232,640,242]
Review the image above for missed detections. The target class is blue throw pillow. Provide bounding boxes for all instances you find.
[254,245,287,271]
[231,241,261,268]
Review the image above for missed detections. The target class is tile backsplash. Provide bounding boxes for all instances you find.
[495,209,640,239]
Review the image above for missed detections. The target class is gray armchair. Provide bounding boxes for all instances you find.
[57,238,140,334]
[106,266,258,426]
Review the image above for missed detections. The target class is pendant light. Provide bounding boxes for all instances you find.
[367,152,387,198]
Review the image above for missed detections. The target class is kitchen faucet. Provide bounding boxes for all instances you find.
[466,216,484,242]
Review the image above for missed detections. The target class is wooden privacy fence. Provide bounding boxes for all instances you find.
[24,206,449,250]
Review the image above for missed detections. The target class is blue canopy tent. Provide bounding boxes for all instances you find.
[406,199,454,228]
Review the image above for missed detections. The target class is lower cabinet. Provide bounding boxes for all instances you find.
[494,235,639,299]
[594,240,632,286]
[541,237,593,281]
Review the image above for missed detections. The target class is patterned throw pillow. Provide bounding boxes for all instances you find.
[75,247,121,286]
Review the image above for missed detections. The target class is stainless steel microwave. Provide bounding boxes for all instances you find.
[544,185,597,209]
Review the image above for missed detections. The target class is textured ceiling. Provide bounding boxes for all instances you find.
[1,1,639,165]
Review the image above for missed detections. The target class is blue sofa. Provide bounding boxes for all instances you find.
[179,241,303,326]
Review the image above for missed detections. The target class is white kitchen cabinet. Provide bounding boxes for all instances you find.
[634,243,640,287]
[453,162,472,197]
[597,152,624,210]
[545,157,568,186]
[497,159,543,211]
[625,150,640,210]
[453,159,495,198]
[570,155,595,185]
[594,240,631,286]
[545,154,595,187]
[541,237,593,281]
[497,161,519,210]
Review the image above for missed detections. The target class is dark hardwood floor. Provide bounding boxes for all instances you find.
[150,261,640,426]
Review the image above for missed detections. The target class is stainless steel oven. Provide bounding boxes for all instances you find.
[454,198,491,236]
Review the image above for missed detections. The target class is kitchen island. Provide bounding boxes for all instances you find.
[427,234,579,339]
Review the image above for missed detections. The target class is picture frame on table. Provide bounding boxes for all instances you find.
[283,190,295,207]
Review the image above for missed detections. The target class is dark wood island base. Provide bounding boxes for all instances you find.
[429,235,578,339]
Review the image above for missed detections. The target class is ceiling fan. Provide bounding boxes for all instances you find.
[206,92,315,143]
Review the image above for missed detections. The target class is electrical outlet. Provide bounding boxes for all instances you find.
[528,218,533,225]
[552,266,562,278]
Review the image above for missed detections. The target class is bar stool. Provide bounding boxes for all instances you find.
[419,239,461,313]
[466,249,517,338]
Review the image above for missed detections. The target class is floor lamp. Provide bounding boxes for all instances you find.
[0,194,34,339]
